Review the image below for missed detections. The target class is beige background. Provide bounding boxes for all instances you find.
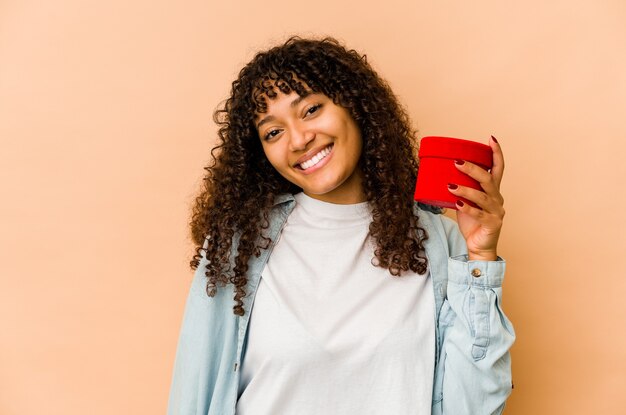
[1,0,625,413]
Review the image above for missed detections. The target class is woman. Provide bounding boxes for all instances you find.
[168,36,515,415]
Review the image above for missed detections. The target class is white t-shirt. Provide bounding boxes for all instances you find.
[236,191,435,415]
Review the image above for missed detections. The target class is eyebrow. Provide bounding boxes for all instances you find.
[255,93,312,130]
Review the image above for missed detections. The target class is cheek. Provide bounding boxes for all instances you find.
[347,127,362,152]
[262,145,287,170]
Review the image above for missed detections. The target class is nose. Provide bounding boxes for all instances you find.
[289,126,315,152]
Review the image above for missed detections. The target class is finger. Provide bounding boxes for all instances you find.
[455,198,505,231]
[447,183,504,213]
[454,159,499,196]
[489,135,505,188]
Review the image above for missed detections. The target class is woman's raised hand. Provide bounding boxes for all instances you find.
[446,136,505,261]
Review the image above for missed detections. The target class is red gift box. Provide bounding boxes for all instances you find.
[414,136,493,209]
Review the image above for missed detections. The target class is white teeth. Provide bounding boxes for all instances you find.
[300,145,332,170]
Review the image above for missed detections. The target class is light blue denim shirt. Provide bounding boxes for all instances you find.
[167,193,515,415]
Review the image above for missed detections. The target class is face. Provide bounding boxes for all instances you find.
[254,90,366,204]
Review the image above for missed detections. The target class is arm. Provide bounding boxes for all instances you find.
[441,136,515,413]
[167,234,242,415]
[167,237,213,415]
[442,252,515,414]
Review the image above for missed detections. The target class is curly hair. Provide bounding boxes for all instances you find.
[189,35,439,316]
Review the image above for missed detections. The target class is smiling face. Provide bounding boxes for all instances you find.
[254,89,366,204]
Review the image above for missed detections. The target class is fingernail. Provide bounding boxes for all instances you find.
[447,183,458,190]
[456,200,464,208]
[491,135,498,144]
[454,159,465,165]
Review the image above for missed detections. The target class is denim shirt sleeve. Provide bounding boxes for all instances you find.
[438,217,516,414]
[167,241,213,415]
[168,235,234,415]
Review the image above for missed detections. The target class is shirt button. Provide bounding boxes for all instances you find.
[471,268,482,278]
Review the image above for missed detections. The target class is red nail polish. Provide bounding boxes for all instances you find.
[454,159,465,165]
[447,183,458,190]
[491,135,498,144]
[456,200,464,207]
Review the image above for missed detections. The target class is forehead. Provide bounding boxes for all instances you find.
[252,75,313,112]
[253,89,310,114]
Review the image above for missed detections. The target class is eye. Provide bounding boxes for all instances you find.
[305,104,322,117]
[263,129,281,141]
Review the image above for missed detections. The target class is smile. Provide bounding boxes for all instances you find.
[296,144,334,173]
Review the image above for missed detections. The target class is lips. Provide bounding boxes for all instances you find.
[294,143,334,167]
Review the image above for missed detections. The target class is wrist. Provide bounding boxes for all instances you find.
[468,251,498,261]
